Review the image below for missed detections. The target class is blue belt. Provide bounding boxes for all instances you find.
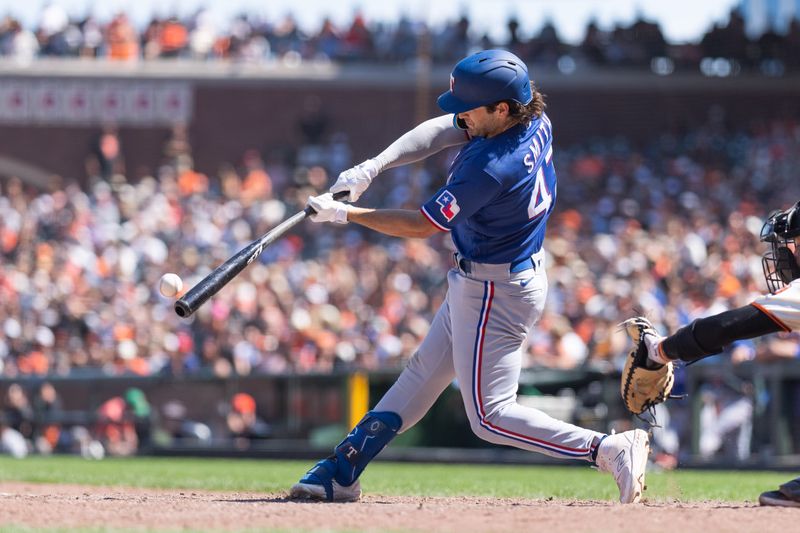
[510,257,535,273]
[454,254,536,274]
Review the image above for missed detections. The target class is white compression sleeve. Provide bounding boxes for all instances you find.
[373,114,469,172]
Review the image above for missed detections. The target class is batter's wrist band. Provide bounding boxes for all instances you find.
[360,158,381,179]
[334,207,349,224]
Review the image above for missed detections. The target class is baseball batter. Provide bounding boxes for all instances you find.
[290,50,649,504]
[625,200,800,507]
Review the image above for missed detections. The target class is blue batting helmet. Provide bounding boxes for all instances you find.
[437,49,532,115]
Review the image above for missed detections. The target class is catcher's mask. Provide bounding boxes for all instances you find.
[760,200,800,293]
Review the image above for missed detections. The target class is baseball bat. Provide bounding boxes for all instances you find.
[174,191,348,318]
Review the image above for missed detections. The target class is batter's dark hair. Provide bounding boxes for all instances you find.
[485,82,545,126]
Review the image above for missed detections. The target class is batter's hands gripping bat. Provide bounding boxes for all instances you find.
[174,191,348,318]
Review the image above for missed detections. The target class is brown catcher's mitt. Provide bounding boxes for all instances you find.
[620,317,675,416]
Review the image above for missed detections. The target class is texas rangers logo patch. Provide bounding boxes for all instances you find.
[436,190,460,221]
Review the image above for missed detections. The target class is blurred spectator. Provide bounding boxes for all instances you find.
[87,127,125,181]
[31,381,64,453]
[758,332,800,453]
[93,391,146,456]
[313,17,341,59]
[141,17,162,59]
[529,20,564,65]
[700,9,749,63]
[648,364,691,468]
[124,387,153,450]
[270,14,304,58]
[188,9,217,60]
[159,17,189,58]
[1,423,28,458]
[579,20,607,65]
[0,17,39,62]
[2,384,34,454]
[77,16,103,58]
[297,95,329,146]
[225,392,270,448]
[159,399,212,444]
[340,12,374,61]
[696,343,755,461]
[36,3,70,56]
[106,13,139,61]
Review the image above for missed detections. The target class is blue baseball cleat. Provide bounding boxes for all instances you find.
[289,457,362,502]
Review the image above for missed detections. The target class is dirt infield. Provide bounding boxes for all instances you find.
[0,482,797,532]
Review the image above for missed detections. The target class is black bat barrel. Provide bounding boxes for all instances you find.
[174,192,347,318]
[174,241,257,318]
[174,209,308,318]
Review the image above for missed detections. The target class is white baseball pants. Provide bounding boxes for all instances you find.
[375,251,604,460]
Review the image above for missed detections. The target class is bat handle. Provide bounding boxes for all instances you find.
[305,190,351,215]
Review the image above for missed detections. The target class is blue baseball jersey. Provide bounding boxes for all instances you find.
[420,113,556,264]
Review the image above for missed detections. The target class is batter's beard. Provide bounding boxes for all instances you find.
[466,126,484,138]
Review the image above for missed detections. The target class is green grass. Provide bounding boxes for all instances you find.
[0,455,790,502]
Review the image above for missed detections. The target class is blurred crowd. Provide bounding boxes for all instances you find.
[0,381,268,458]
[1,108,800,460]
[1,113,800,379]
[2,7,800,74]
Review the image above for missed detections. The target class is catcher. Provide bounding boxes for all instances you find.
[621,199,800,508]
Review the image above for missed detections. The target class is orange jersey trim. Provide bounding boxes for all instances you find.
[750,302,792,332]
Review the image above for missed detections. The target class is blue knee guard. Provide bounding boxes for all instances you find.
[299,410,402,498]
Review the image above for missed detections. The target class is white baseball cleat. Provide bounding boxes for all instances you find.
[289,479,362,502]
[596,429,650,504]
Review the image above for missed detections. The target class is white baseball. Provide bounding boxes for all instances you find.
[159,273,183,298]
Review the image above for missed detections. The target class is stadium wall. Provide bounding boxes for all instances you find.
[1,362,798,467]
[1,60,800,184]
